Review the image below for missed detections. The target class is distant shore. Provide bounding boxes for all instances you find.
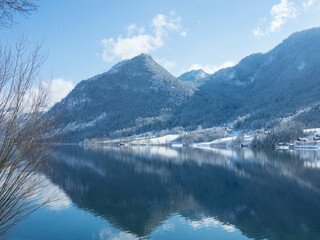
[82,127,320,151]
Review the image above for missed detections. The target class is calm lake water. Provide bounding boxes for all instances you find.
[7,146,320,240]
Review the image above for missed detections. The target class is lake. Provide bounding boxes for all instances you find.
[7,146,320,240]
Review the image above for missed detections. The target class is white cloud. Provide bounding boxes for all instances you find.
[156,58,176,70]
[252,28,266,37]
[127,24,137,36]
[101,12,186,62]
[188,61,235,74]
[303,0,318,8]
[180,31,187,37]
[127,24,145,36]
[22,78,74,112]
[270,0,297,32]
[253,0,297,37]
[47,78,74,107]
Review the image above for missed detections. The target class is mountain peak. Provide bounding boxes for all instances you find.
[107,53,160,75]
[179,69,209,82]
[49,54,194,142]
[127,53,157,66]
[134,53,153,61]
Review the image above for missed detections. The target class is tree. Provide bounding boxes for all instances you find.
[251,121,305,149]
[0,1,54,237]
[0,39,55,238]
[0,0,37,27]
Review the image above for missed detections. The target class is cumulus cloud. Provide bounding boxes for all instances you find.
[101,12,186,62]
[303,0,318,8]
[180,30,188,37]
[23,78,74,112]
[127,24,145,36]
[188,61,235,74]
[127,24,137,36]
[156,58,176,70]
[253,0,297,37]
[47,78,74,107]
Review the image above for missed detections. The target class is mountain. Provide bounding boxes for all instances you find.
[175,27,320,129]
[49,54,194,142]
[178,69,209,84]
[49,27,320,142]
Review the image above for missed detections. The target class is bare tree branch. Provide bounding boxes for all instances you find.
[0,0,37,27]
[0,39,55,238]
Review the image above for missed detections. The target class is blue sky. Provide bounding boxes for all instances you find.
[1,0,320,105]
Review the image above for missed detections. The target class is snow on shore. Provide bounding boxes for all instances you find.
[130,134,180,145]
[84,128,320,151]
[277,128,320,150]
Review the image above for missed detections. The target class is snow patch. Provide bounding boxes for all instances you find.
[228,71,236,80]
[233,79,245,86]
[65,97,91,110]
[131,134,179,145]
[61,113,107,133]
[248,76,255,83]
[298,61,306,71]
[108,60,126,74]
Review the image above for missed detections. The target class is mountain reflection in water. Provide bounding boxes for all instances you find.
[46,146,320,240]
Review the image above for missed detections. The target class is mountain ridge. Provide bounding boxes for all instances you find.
[49,53,195,141]
[48,27,320,142]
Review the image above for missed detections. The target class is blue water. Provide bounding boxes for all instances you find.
[7,146,320,239]
[9,208,248,240]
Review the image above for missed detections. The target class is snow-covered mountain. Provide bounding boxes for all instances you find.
[49,27,320,142]
[49,54,194,141]
[178,69,209,84]
[176,27,320,129]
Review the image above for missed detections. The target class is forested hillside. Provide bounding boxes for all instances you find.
[48,27,320,142]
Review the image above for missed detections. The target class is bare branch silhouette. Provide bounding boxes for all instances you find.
[0,39,54,238]
[0,0,37,27]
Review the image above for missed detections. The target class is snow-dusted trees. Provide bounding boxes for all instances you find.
[251,121,305,149]
[176,128,228,145]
